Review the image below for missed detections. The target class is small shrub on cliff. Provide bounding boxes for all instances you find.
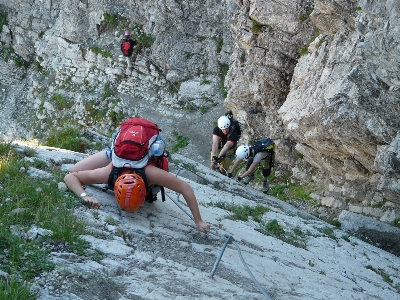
[103,13,118,28]
[138,33,155,48]
[208,202,269,223]
[0,12,8,29]
[219,64,228,98]
[250,18,263,34]
[299,7,314,22]
[171,130,189,153]
[13,56,24,67]
[50,94,73,110]
[45,127,88,153]
[212,36,223,53]
[88,46,112,58]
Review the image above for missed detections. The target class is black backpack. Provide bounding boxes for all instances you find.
[225,110,242,141]
[251,138,276,155]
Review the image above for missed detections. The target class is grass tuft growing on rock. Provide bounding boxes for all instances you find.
[170,130,189,153]
[209,201,269,222]
[45,127,88,153]
[0,142,92,298]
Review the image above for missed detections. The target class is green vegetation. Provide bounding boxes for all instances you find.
[212,36,223,53]
[108,110,124,128]
[171,130,189,153]
[170,158,198,173]
[186,103,195,112]
[131,24,155,48]
[35,62,43,72]
[0,277,34,300]
[270,182,315,202]
[200,105,208,115]
[209,202,269,223]
[103,13,118,28]
[219,64,228,98]
[299,28,321,57]
[366,265,395,285]
[299,47,309,56]
[370,200,387,208]
[319,226,336,239]
[200,79,211,85]
[84,83,117,123]
[101,82,113,101]
[260,220,308,249]
[0,142,91,298]
[105,216,118,226]
[239,53,246,63]
[250,18,263,34]
[327,219,341,228]
[168,84,179,94]
[137,33,155,48]
[356,6,362,11]
[45,126,88,152]
[85,99,107,122]
[299,7,314,22]
[13,56,24,67]
[88,46,112,58]
[50,94,73,110]
[0,12,8,29]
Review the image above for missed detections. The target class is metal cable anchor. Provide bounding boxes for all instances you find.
[210,234,234,277]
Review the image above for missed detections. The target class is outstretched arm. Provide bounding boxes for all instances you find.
[145,165,210,233]
[229,158,243,174]
[240,161,258,178]
[64,164,112,209]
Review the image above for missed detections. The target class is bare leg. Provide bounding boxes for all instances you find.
[70,151,110,172]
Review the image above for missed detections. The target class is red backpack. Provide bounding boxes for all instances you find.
[122,40,131,55]
[107,118,168,202]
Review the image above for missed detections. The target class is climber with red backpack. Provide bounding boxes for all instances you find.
[120,30,137,71]
[64,118,210,233]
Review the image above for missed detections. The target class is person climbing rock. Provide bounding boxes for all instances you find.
[210,115,239,175]
[120,30,137,72]
[229,138,275,194]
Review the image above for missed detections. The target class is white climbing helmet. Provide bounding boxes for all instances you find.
[236,145,250,159]
[218,116,230,129]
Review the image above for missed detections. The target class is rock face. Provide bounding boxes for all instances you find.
[0,0,237,162]
[1,1,400,223]
[226,0,400,222]
[9,141,400,300]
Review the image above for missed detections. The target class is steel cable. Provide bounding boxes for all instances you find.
[167,162,273,299]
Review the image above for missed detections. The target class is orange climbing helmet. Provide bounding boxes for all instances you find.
[114,173,146,212]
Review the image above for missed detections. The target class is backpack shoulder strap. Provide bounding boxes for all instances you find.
[107,166,150,195]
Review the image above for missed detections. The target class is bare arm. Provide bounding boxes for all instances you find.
[219,141,234,158]
[229,158,243,174]
[145,165,210,233]
[211,135,220,157]
[64,164,112,209]
[70,151,110,172]
[240,161,258,178]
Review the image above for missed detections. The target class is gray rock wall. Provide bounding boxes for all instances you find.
[0,0,237,163]
[225,0,400,222]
